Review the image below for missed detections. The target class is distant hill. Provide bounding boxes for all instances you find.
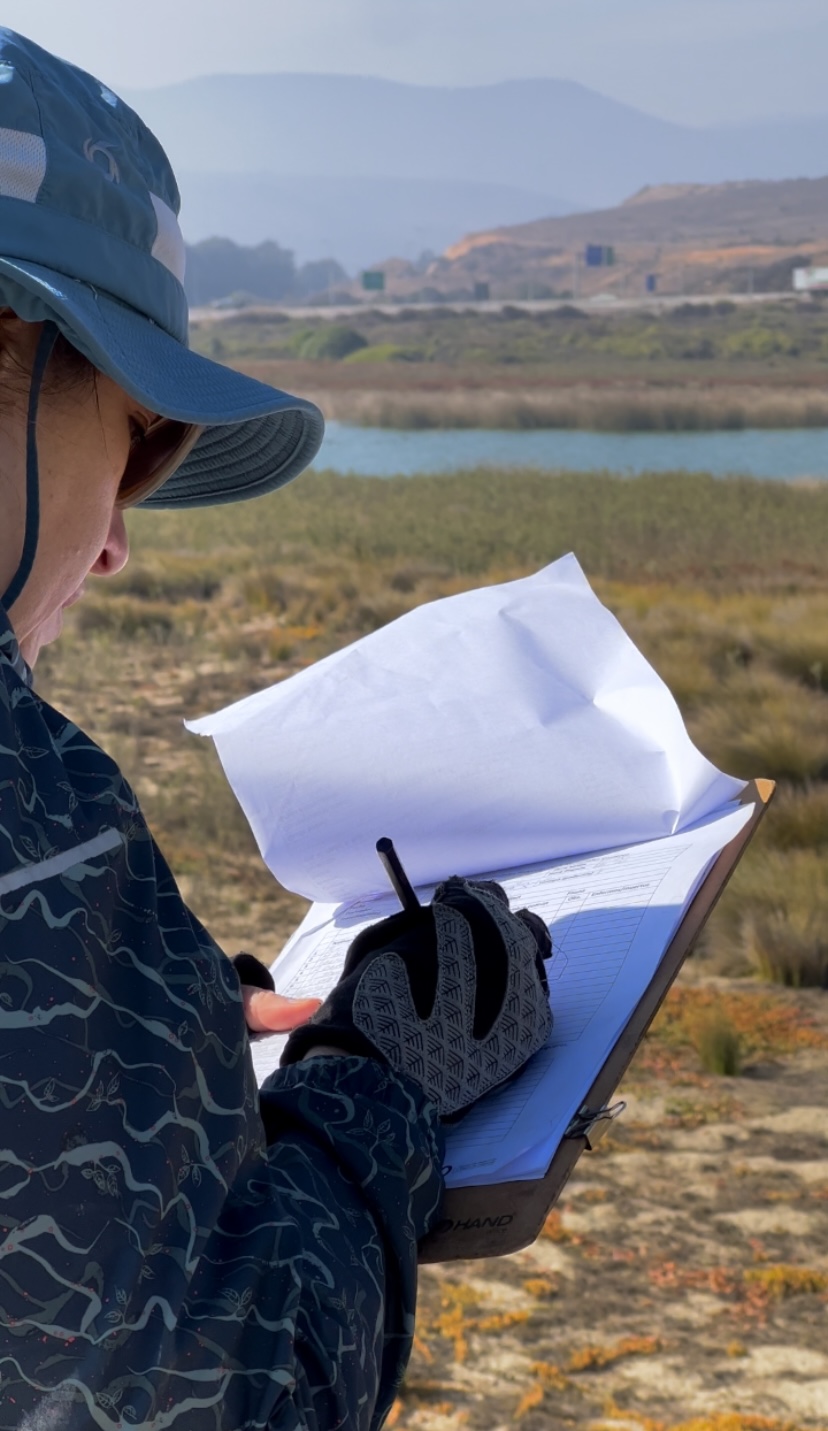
[454,178,828,251]
[125,73,828,270]
[183,238,350,306]
[427,178,828,300]
[174,173,570,273]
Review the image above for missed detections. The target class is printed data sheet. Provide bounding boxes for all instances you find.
[251,801,752,1187]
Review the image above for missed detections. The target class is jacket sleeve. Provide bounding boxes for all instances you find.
[0,611,446,1431]
[254,1056,445,1431]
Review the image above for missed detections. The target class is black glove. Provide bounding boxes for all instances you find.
[282,877,553,1119]
[231,951,275,993]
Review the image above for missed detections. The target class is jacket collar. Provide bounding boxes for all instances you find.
[0,604,33,688]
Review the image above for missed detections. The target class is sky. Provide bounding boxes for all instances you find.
[5,0,828,125]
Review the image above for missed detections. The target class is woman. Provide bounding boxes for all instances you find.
[0,31,553,1431]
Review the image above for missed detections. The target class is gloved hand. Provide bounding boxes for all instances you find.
[282,877,553,1119]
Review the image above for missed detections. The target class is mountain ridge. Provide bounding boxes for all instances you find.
[121,73,828,272]
[174,173,573,272]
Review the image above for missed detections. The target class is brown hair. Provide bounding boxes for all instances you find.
[0,310,95,399]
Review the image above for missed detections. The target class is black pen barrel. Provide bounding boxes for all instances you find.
[376,837,421,913]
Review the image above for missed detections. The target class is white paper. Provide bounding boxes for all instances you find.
[188,555,743,904]
[251,802,752,1186]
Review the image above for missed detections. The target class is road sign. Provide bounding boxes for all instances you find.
[362,270,386,292]
[585,245,616,268]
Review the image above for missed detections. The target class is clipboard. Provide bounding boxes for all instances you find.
[418,779,774,1264]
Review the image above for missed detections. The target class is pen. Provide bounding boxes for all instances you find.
[376,837,421,913]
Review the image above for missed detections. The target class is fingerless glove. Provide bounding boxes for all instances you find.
[283,877,553,1119]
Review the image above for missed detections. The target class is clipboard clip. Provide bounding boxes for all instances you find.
[565,1100,626,1151]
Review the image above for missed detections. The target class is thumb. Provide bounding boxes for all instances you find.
[242,986,322,1035]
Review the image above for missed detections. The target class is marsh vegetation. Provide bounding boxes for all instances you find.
[192,302,828,431]
[38,467,828,979]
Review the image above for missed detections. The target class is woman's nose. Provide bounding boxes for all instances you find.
[91,508,130,578]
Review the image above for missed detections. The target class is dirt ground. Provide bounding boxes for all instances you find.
[397,974,828,1431]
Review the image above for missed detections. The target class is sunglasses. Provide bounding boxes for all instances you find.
[116,417,204,510]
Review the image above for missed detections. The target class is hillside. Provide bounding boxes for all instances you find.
[452,177,828,252]
[125,74,828,269]
[422,177,828,300]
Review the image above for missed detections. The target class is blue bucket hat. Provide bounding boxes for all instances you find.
[0,29,324,511]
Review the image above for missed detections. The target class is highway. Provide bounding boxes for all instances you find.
[190,290,799,325]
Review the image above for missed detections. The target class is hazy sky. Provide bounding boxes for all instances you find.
[6,0,828,125]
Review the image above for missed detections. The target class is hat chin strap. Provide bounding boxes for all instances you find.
[2,321,59,612]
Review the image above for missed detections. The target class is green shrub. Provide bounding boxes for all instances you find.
[343,343,424,364]
[722,326,798,360]
[295,325,368,360]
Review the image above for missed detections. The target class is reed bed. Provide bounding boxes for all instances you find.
[195,302,828,433]
[316,383,828,432]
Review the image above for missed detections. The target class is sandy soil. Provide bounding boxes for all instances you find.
[395,979,828,1431]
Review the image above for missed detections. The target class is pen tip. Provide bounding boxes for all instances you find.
[376,836,392,854]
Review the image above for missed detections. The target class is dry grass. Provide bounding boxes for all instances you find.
[314,382,828,432]
[650,985,828,1061]
[691,1010,743,1076]
[758,782,828,851]
[743,1266,828,1299]
[708,851,828,985]
[567,1335,662,1372]
[663,1419,820,1431]
[35,468,828,971]
[689,670,828,784]
[744,908,828,989]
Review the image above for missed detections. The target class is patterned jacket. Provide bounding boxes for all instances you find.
[0,605,444,1431]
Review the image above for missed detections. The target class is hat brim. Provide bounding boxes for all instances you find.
[0,257,325,509]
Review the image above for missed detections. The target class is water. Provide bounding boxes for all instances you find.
[313,422,828,481]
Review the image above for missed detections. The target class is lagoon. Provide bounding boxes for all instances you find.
[314,422,828,481]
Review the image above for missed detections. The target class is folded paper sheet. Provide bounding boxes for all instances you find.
[188,554,744,903]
